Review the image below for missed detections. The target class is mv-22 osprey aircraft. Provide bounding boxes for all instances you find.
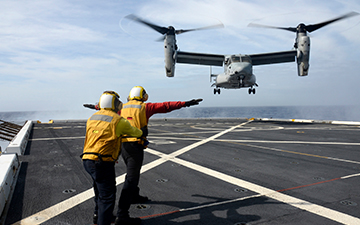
[126,12,358,94]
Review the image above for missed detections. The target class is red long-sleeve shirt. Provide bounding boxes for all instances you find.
[145,101,186,121]
[96,101,186,121]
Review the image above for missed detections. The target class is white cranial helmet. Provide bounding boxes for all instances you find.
[99,91,122,112]
[128,86,148,101]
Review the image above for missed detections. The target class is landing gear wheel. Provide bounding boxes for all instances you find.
[248,88,256,94]
[214,89,220,94]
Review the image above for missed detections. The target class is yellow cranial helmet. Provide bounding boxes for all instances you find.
[99,91,122,112]
[128,86,148,101]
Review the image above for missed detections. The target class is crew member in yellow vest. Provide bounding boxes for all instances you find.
[116,86,202,225]
[82,91,143,225]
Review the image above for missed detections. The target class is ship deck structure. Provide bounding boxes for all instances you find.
[1,118,360,225]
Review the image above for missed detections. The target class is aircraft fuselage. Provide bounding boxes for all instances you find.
[214,55,256,89]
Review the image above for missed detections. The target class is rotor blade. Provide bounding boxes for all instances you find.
[156,35,166,42]
[248,22,297,33]
[125,14,169,35]
[305,11,359,33]
[175,23,224,35]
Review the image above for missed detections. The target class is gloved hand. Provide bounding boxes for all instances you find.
[140,126,148,137]
[138,136,149,149]
[83,104,96,110]
[185,99,203,107]
[141,137,149,148]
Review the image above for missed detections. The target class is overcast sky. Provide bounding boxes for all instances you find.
[1,0,360,113]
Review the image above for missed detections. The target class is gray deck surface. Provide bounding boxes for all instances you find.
[4,118,360,225]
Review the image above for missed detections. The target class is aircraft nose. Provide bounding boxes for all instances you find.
[232,62,252,74]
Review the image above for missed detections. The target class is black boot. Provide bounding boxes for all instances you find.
[131,195,150,204]
[93,214,116,225]
[114,216,141,225]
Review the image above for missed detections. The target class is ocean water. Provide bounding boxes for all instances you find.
[152,105,360,121]
[1,105,359,151]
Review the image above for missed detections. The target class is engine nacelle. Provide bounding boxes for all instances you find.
[165,64,175,77]
[296,35,310,76]
[164,35,176,77]
[165,52,175,77]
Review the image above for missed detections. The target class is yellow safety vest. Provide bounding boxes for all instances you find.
[82,110,122,161]
[121,100,147,142]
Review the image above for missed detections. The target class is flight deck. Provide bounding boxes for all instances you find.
[3,118,360,225]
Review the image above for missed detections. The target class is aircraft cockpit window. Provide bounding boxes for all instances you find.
[241,56,251,63]
[231,56,240,62]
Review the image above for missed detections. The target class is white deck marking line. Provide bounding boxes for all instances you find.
[30,136,85,141]
[151,135,360,165]
[150,136,360,146]
[12,122,249,225]
[238,142,360,165]
[341,173,360,179]
[179,194,263,212]
[11,189,95,225]
[142,172,360,219]
[160,152,360,224]
[216,139,360,145]
[170,121,250,158]
[326,157,360,164]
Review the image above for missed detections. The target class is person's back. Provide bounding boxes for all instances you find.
[83,109,122,161]
[121,100,147,130]
[82,91,142,225]
[116,86,202,225]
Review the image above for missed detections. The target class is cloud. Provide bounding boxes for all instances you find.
[1,0,360,112]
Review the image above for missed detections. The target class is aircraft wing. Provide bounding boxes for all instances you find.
[176,51,224,66]
[249,50,297,66]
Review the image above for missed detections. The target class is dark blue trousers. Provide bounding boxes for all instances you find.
[83,160,116,225]
[117,142,144,218]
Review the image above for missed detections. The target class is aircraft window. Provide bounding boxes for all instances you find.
[231,56,240,62]
[241,56,251,63]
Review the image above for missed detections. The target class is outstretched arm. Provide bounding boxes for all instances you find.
[83,104,100,110]
[145,99,203,119]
